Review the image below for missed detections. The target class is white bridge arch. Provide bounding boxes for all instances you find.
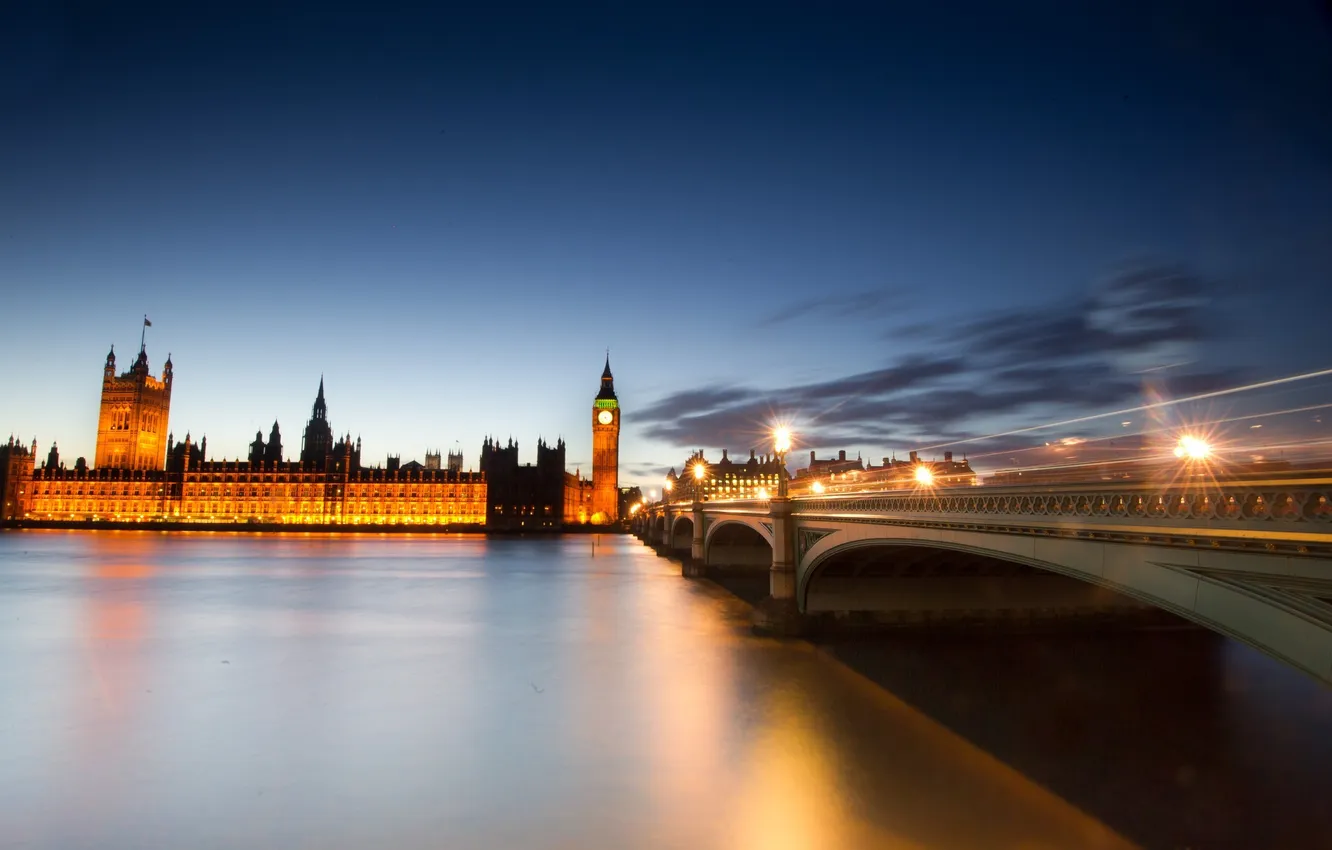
[639,479,1332,685]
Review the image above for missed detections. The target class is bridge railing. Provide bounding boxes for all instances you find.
[787,478,1332,540]
[690,479,1332,546]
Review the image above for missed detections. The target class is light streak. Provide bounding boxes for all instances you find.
[914,366,1332,453]
[950,402,1332,463]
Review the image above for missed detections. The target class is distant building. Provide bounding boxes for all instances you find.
[618,486,644,519]
[5,340,624,532]
[791,450,977,494]
[796,449,865,479]
[0,437,36,521]
[862,450,977,487]
[13,358,486,526]
[94,343,172,470]
[667,448,787,501]
[565,468,595,524]
[299,378,346,467]
[591,356,620,523]
[247,422,284,465]
[480,436,567,530]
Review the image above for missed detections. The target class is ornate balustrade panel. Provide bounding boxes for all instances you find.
[749,482,1332,559]
[793,483,1331,529]
[658,482,1332,554]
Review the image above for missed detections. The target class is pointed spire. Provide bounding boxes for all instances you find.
[312,376,327,420]
[596,351,617,401]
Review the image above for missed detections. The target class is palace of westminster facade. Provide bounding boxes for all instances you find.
[1,340,624,530]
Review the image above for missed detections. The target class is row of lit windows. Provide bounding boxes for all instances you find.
[29,480,483,494]
[30,502,480,517]
[32,501,151,514]
[101,407,164,433]
[27,512,485,524]
[182,474,484,484]
[179,486,484,496]
[29,492,484,506]
[177,503,484,516]
[32,486,163,496]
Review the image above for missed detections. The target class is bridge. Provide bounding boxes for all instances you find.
[633,477,1332,686]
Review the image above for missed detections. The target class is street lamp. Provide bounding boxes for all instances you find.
[773,426,792,498]
[692,461,706,503]
[664,479,674,502]
[1174,435,1211,461]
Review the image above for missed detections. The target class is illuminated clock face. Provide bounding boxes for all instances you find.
[597,410,614,425]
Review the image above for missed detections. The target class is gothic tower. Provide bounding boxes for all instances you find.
[591,354,620,523]
[94,332,173,470]
[1,437,36,520]
[300,378,334,467]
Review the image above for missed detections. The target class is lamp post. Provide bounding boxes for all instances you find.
[659,479,675,548]
[774,427,791,499]
[686,460,708,576]
[754,424,803,635]
[1174,435,1211,462]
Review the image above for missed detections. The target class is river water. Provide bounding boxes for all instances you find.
[0,531,1326,849]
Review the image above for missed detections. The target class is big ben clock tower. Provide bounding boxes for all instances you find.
[591,354,620,523]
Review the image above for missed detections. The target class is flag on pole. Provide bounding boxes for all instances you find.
[144,316,152,327]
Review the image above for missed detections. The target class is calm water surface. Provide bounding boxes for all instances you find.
[0,530,1132,850]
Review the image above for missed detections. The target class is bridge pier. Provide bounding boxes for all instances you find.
[684,501,707,577]
[753,496,808,636]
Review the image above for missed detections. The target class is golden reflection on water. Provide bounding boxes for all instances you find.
[730,681,893,850]
[634,555,739,839]
[1,531,1140,850]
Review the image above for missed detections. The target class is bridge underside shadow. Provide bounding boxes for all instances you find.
[670,516,693,553]
[706,522,772,569]
[804,543,1169,629]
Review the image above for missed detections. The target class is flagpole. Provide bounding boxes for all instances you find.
[140,315,148,351]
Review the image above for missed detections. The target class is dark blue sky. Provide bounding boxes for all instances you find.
[4,1,1331,485]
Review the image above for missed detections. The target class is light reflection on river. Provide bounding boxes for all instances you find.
[0,531,1131,849]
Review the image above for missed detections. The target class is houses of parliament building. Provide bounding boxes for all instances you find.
[1,338,622,531]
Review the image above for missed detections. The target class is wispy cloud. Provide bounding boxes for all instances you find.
[757,288,909,328]
[635,263,1231,459]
